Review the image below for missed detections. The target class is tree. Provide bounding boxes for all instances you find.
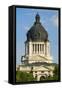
[53,65,59,80]
[53,65,59,75]
[16,71,36,82]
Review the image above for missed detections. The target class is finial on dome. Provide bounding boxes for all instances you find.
[35,13,40,23]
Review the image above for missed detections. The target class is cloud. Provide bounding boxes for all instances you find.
[50,15,58,27]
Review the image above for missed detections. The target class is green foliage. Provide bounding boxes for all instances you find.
[53,65,59,75]
[16,71,36,82]
[16,64,59,82]
[53,64,59,80]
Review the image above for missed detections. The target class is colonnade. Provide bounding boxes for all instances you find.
[32,44,45,54]
[25,41,50,56]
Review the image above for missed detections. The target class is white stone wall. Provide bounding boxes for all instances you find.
[16,65,54,81]
[24,41,53,64]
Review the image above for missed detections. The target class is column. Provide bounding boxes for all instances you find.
[37,44,38,54]
[45,43,47,55]
[49,43,50,56]
[29,41,32,56]
[47,42,49,56]
[42,44,44,54]
[40,44,41,54]
[45,41,50,56]
[25,42,28,55]
[25,42,27,55]
[47,42,50,56]
[44,44,45,55]
[25,43,26,55]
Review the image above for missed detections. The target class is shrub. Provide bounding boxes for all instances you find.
[16,71,36,82]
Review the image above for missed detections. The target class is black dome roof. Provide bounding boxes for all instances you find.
[27,14,48,42]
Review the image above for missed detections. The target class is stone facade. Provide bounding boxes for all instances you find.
[16,64,54,81]
[22,41,52,64]
[16,14,54,81]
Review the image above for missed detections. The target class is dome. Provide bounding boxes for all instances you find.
[27,13,48,42]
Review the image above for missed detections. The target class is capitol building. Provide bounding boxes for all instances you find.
[16,13,54,81]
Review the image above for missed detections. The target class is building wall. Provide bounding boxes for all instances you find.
[16,65,54,81]
[22,41,52,64]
